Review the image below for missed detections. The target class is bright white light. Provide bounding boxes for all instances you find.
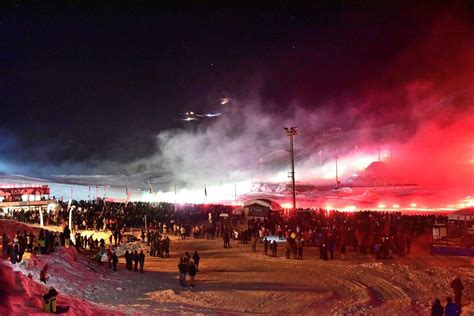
[220,97,230,105]
[281,203,293,209]
[183,117,197,122]
[341,205,356,212]
[138,181,251,204]
[410,203,417,207]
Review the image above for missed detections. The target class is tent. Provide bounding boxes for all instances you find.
[448,208,474,221]
[243,199,283,211]
[243,199,283,217]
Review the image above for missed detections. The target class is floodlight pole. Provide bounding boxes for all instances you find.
[285,127,298,215]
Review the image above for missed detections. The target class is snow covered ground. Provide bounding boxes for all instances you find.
[1,220,473,315]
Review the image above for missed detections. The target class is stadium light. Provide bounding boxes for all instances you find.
[284,127,298,214]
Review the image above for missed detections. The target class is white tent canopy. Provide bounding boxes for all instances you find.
[243,199,283,212]
[448,208,474,221]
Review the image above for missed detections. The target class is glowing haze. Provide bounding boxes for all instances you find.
[137,8,474,207]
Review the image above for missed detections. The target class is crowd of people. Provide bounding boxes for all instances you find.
[7,199,234,239]
[1,225,75,266]
[227,209,439,262]
[0,199,467,313]
[0,200,451,269]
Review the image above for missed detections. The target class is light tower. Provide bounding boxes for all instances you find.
[284,127,298,214]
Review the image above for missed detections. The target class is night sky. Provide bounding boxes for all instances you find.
[2,2,474,181]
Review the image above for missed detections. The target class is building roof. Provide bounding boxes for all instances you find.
[448,207,474,220]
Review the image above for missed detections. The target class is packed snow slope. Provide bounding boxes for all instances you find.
[1,219,473,315]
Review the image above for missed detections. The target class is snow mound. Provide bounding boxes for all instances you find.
[1,262,120,315]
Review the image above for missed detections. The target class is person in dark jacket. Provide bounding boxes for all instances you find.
[10,244,18,264]
[125,251,132,270]
[450,277,464,307]
[178,257,188,286]
[431,298,443,316]
[296,238,303,259]
[133,251,139,272]
[138,250,145,273]
[113,228,120,246]
[40,264,49,284]
[27,232,34,253]
[18,233,26,262]
[63,225,71,248]
[320,242,328,261]
[192,251,200,271]
[163,236,170,258]
[327,236,335,260]
[188,260,197,287]
[112,252,118,272]
[444,297,460,316]
[2,233,9,260]
[271,240,277,257]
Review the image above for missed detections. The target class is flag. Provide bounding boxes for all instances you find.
[125,187,131,204]
[204,184,207,197]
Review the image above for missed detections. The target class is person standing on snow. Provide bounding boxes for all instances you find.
[112,251,118,272]
[133,251,139,272]
[138,250,145,273]
[192,251,200,271]
[431,298,443,316]
[2,233,9,260]
[271,240,277,257]
[40,264,49,284]
[444,296,460,316]
[124,251,132,270]
[163,236,170,258]
[188,260,197,287]
[450,277,464,307]
[296,238,303,259]
[63,225,71,248]
[178,257,188,286]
